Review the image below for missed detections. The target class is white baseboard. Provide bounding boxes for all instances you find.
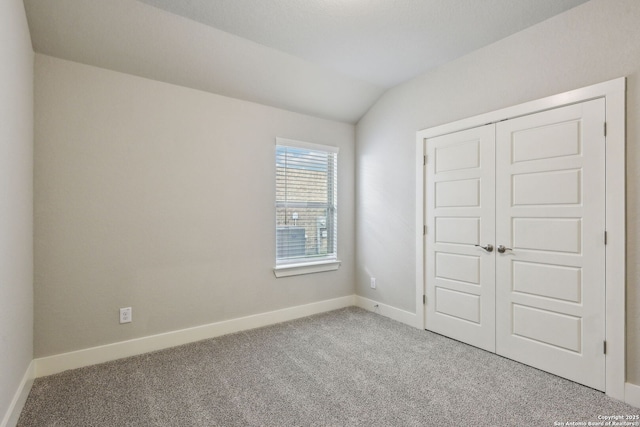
[35,295,356,378]
[354,295,418,328]
[626,382,640,409]
[1,360,35,427]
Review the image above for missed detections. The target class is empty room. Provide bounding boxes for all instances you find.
[2,0,640,425]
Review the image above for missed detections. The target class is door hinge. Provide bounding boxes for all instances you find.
[423,295,426,305]
[604,340,607,354]
[604,122,607,137]
[424,155,427,165]
[423,225,426,235]
[604,231,608,245]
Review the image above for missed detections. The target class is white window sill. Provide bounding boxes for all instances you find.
[273,260,341,278]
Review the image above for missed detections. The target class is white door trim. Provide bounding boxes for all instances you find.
[415,77,626,401]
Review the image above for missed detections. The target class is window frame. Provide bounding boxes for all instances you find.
[273,137,340,277]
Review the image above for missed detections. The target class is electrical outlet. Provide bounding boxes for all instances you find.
[119,307,132,324]
[370,277,376,289]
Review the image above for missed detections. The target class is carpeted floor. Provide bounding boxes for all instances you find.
[18,307,638,426]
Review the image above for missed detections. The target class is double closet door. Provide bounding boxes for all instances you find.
[425,99,606,390]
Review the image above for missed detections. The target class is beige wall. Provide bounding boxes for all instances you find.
[355,0,640,385]
[34,55,355,357]
[0,0,34,419]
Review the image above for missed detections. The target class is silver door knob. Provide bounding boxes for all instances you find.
[497,245,512,253]
[475,244,494,253]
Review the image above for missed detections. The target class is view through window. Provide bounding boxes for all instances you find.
[275,139,338,265]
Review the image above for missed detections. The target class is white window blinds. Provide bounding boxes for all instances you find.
[275,138,338,266]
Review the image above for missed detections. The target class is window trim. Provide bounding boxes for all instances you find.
[274,137,339,277]
[273,259,341,278]
[275,137,339,155]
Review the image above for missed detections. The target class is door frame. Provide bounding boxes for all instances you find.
[415,77,626,401]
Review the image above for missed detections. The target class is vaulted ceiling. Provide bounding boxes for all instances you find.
[23,0,588,123]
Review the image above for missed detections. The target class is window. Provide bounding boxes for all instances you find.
[274,138,340,277]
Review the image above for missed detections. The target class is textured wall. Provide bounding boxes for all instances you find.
[34,55,355,357]
[0,0,33,420]
[355,0,640,385]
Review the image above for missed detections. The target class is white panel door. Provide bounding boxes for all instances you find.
[495,99,606,390]
[425,125,496,352]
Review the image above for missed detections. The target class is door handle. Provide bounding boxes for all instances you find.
[475,244,494,253]
[497,245,513,254]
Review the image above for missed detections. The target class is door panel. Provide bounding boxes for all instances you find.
[512,305,582,352]
[495,99,606,391]
[512,169,581,205]
[435,252,480,284]
[425,124,496,352]
[435,140,480,172]
[512,261,581,302]
[435,217,479,245]
[435,179,480,207]
[511,120,581,162]
[512,218,582,253]
[435,288,481,323]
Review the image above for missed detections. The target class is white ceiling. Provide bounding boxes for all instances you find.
[23,0,589,123]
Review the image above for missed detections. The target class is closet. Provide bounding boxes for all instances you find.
[424,99,606,391]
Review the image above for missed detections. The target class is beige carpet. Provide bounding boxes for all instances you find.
[18,307,638,426]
